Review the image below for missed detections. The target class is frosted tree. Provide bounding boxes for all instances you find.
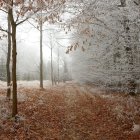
[67,0,140,94]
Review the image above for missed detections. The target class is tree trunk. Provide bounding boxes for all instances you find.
[57,47,59,84]
[6,13,11,99]
[120,0,126,7]
[121,1,137,95]
[51,47,54,86]
[40,16,43,88]
[124,21,136,95]
[9,5,18,117]
[11,24,17,116]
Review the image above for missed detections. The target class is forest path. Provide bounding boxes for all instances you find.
[0,82,140,140]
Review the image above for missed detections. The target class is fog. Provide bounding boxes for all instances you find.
[0,17,72,81]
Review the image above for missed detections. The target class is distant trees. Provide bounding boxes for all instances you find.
[28,0,66,88]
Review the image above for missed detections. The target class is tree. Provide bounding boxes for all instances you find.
[40,9,43,88]
[0,11,11,98]
[66,0,140,94]
[50,34,54,85]
[0,56,6,81]
[0,0,39,117]
[120,0,139,95]
[57,46,60,84]
[6,11,11,99]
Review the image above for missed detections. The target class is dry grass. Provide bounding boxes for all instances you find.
[0,83,140,140]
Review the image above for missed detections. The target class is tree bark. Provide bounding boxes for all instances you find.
[50,34,54,86]
[121,0,137,95]
[6,12,11,99]
[57,47,59,84]
[120,0,126,7]
[40,15,43,88]
[11,23,17,116]
[9,5,18,116]
[51,46,54,86]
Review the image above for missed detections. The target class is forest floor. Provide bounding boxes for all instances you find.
[0,81,140,140]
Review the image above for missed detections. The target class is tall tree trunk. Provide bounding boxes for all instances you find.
[40,15,43,88]
[50,34,54,86]
[51,46,54,86]
[6,13,11,99]
[9,5,18,117]
[121,0,136,95]
[63,59,68,83]
[57,47,59,84]
[11,24,17,116]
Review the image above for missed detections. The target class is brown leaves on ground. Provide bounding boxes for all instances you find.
[0,83,140,140]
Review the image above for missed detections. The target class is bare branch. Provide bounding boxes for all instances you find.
[27,20,40,31]
[0,8,8,13]
[0,27,12,35]
[16,17,29,26]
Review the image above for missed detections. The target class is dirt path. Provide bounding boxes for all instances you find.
[0,83,140,140]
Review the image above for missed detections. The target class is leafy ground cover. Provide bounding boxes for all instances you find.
[0,81,140,140]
